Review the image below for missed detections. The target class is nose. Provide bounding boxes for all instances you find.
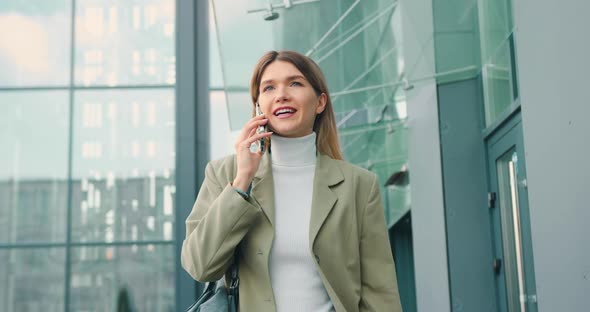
[274,85,290,103]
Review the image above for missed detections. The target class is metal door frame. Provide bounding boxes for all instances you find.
[486,111,537,312]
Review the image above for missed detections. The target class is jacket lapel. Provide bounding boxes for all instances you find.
[251,152,275,226]
[309,154,345,248]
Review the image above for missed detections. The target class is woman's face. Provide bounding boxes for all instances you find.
[257,61,326,138]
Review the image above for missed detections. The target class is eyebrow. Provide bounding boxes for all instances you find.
[260,75,307,86]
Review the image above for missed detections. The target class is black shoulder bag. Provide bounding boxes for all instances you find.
[185,257,239,312]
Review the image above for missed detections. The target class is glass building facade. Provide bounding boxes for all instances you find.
[1,0,176,310]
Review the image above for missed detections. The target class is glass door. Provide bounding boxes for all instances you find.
[487,113,537,312]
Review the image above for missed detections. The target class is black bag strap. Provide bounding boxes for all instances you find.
[227,253,239,296]
[226,253,239,312]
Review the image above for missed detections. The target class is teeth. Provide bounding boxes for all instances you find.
[275,108,295,115]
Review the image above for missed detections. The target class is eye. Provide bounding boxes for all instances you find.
[262,85,274,92]
[290,81,303,87]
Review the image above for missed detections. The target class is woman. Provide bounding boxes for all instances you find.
[181,50,402,312]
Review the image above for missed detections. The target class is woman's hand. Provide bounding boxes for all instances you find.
[232,114,273,192]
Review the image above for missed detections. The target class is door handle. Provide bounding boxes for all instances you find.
[493,258,502,274]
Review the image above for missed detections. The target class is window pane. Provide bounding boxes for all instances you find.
[209,91,233,160]
[340,121,409,227]
[479,0,516,126]
[0,91,69,243]
[483,42,512,125]
[209,5,224,89]
[69,244,175,312]
[74,0,175,86]
[479,0,513,63]
[226,90,252,131]
[0,248,66,311]
[0,0,71,87]
[433,0,481,74]
[71,89,175,243]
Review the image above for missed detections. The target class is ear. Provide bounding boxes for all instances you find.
[316,93,327,114]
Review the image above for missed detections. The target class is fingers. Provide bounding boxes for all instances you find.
[235,128,257,150]
[237,116,269,141]
[235,127,273,151]
[242,131,273,148]
[248,118,269,133]
[245,115,268,131]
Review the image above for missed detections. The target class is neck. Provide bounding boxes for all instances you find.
[270,132,317,167]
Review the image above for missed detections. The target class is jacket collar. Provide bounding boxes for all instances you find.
[250,152,345,247]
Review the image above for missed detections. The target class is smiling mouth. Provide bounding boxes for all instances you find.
[273,107,297,116]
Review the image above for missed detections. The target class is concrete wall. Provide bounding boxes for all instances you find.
[513,0,590,310]
[400,0,451,310]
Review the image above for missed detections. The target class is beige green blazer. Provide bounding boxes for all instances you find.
[181,152,402,312]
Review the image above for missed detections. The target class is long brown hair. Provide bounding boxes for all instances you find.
[250,50,343,160]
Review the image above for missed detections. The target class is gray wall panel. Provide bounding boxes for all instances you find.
[513,0,590,310]
[401,0,451,310]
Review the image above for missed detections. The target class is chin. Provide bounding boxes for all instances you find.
[269,124,294,136]
[269,122,312,138]
[271,130,296,137]
[274,130,310,138]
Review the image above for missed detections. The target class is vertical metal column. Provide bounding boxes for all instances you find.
[64,0,77,310]
[175,0,210,310]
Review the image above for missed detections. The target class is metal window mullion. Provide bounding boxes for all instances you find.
[305,0,361,56]
[332,46,398,102]
[313,6,384,59]
[0,85,174,92]
[175,0,207,310]
[246,0,321,14]
[64,0,77,311]
[316,2,398,64]
[0,240,175,249]
[331,65,478,97]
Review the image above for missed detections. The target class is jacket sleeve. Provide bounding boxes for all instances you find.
[181,161,262,282]
[359,174,403,312]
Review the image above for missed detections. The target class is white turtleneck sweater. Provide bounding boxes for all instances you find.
[268,132,334,312]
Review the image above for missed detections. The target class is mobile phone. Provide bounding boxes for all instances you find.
[255,102,267,153]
